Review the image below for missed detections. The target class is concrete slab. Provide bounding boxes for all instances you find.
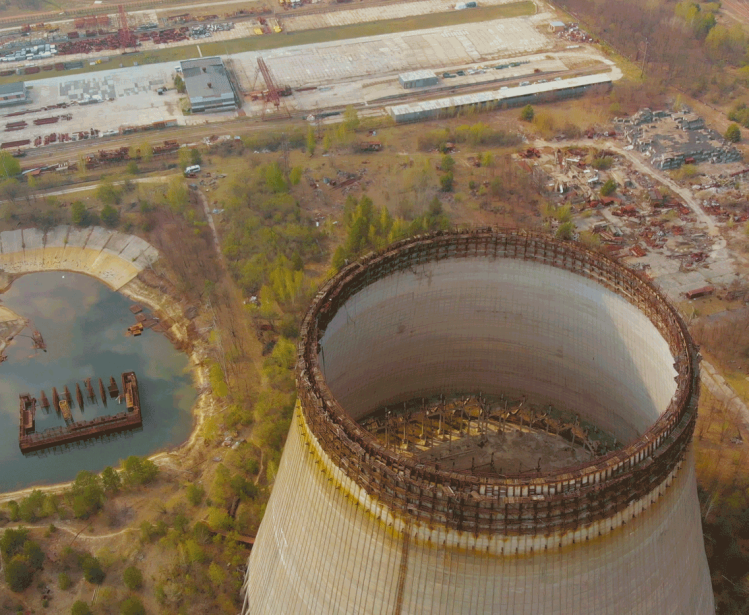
[1,230,23,254]
[44,225,69,248]
[102,230,135,257]
[0,226,158,290]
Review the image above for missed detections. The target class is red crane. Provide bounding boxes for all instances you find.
[118,5,136,49]
[255,57,290,120]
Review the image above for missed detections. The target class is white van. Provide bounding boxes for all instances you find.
[184,165,201,176]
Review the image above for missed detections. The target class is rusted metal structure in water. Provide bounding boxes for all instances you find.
[19,372,142,454]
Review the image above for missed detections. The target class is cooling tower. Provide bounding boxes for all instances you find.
[242,229,714,615]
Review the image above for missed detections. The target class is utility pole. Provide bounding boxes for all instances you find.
[640,38,649,79]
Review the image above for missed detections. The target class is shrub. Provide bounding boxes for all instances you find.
[58,572,71,590]
[441,154,455,172]
[23,541,44,570]
[123,566,143,591]
[5,559,32,592]
[120,596,145,615]
[186,483,205,507]
[71,601,92,615]
[81,556,105,585]
[556,221,575,240]
[520,104,534,122]
[591,156,613,170]
[440,172,454,192]
[725,123,741,143]
[100,204,120,228]
[600,178,617,197]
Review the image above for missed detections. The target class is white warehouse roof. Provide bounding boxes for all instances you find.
[387,73,613,120]
[398,69,438,82]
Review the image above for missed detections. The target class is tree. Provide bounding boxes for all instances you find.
[331,245,347,272]
[289,166,303,185]
[556,220,575,240]
[520,104,534,122]
[121,456,159,487]
[190,148,202,166]
[264,163,287,193]
[100,204,120,228]
[1,527,28,560]
[343,106,360,132]
[725,123,741,143]
[101,467,121,493]
[166,176,189,213]
[4,558,32,592]
[140,142,153,163]
[96,180,122,206]
[174,74,186,93]
[23,540,44,570]
[186,483,205,506]
[71,201,88,226]
[441,155,455,172]
[123,565,143,590]
[0,151,21,178]
[440,171,454,192]
[120,596,145,615]
[178,148,193,170]
[600,178,617,197]
[306,125,316,156]
[208,562,227,585]
[69,470,103,519]
[71,601,92,615]
[82,555,105,584]
[0,178,22,202]
[126,161,140,175]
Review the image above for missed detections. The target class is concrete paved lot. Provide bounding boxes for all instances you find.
[232,13,552,90]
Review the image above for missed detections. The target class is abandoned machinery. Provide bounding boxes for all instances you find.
[19,372,141,454]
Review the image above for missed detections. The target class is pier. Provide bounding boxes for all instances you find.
[19,372,142,454]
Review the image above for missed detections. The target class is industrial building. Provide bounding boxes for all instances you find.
[0,82,27,107]
[621,108,741,170]
[179,57,238,113]
[242,230,714,614]
[398,69,439,89]
[387,72,612,122]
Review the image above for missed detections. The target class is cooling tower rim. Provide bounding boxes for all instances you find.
[297,228,698,502]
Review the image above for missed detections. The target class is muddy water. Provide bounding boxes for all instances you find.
[0,272,195,492]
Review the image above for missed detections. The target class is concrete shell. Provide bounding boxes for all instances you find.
[243,230,714,614]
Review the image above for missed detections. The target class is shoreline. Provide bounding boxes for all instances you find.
[0,226,215,502]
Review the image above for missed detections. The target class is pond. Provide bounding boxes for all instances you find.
[0,271,195,492]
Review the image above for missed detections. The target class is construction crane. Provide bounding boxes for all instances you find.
[254,57,291,120]
[118,5,136,49]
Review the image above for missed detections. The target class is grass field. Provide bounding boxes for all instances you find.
[0,1,535,85]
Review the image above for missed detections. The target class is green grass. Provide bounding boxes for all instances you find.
[0,1,535,85]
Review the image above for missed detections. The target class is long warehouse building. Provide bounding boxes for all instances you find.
[387,72,612,122]
[242,229,714,614]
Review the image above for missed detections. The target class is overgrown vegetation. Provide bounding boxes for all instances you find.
[559,0,748,100]
[416,122,521,151]
[1,528,44,592]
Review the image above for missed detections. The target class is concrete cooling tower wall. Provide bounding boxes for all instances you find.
[243,229,715,615]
